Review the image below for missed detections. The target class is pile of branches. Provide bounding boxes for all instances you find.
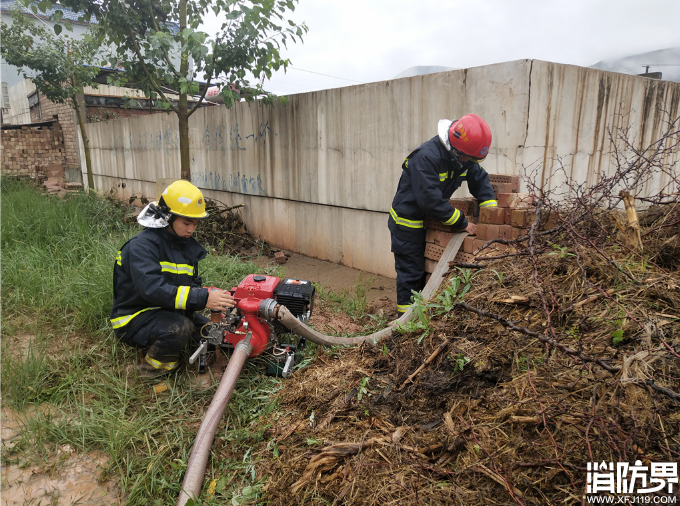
[236,113,680,505]
[193,198,278,257]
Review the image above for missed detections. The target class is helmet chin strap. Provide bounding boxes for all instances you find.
[449,149,463,171]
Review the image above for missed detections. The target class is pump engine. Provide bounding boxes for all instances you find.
[190,274,315,377]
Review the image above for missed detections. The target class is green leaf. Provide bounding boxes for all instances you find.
[53,24,62,35]
[611,329,624,345]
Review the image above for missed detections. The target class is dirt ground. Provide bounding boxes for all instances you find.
[267,251,397,307]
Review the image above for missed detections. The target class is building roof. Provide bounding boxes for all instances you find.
[1,0,179,32]
[1,0,97,24]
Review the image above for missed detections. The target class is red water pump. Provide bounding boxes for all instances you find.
[190,274,315,376]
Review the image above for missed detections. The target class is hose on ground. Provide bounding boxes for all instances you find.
[176,333,253,506]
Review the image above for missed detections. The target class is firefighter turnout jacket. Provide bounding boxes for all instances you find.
[389,136,497,240]
[110,227,209,344]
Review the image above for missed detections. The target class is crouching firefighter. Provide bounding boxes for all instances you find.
[388,113,498,315]
[110,180,235,380]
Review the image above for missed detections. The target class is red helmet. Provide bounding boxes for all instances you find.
[448,114,492,161]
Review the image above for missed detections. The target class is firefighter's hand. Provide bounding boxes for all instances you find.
[206,289,236,311]
[465,222,477,235]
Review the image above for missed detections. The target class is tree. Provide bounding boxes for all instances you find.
[1,7,102,190]
[51,0,307,180]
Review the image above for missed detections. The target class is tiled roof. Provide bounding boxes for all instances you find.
[0,0,180,32]
[0,0,97,24]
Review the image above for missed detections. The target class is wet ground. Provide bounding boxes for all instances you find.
[261,250,398,306]
[1,405,123,505]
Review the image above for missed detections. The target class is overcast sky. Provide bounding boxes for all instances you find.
[208,0,680,96]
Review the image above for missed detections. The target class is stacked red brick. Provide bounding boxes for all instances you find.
[0,122,66,180]
[423,175,553,272]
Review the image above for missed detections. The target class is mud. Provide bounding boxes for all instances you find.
[1,406,123,506]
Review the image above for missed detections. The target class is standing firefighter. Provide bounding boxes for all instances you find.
[389,114,498,314]
[111,180,235,380]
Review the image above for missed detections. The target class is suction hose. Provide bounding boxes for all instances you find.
[271,304,407,345]
[176,332,253,506]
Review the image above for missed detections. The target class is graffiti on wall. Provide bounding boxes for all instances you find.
[201,121,277,154]
[116,127,180,155]
[191,171,266,195]
[112,121,276,195]
[114,122,277,155]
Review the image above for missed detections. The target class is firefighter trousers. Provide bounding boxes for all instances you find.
[389,223,427,313]
[122,310,210,373]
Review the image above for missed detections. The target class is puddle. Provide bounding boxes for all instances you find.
[1,406,123,505]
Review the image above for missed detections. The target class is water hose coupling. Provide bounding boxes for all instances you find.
[234,330,253,355]
[258,298,280,321]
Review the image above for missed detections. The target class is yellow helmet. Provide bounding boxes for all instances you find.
[159,180,208,219]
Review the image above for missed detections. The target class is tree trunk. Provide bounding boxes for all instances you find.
[178,0,191,181]
[73,93,94,190]
[178,105,190,181]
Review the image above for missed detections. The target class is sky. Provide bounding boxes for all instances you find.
[205,0,680,96]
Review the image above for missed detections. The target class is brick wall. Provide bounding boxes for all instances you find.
[34,93,81,170]
[1,121,66,179]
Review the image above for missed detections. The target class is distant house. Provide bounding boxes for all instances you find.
[1,0,205,182]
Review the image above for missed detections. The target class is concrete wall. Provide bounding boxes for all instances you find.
[80,59,680,278]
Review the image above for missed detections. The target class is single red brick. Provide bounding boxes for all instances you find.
[424,218,457,232]
[453,251,475,264]
[424,258,438,273]
[488,174,520,191]
[503,207,513,225]
[463,235,475,254]
[479,207,493,224]
[510,209,533,227]
[475,223,489,240]
[449,199,472,215]
[497,193,516,208]
[485,224,500,240]
[492,182,516,199]
[438,231,454,247]
[498,225,513,241]
[425,243,444,261]
[507,192,536,208]
[425,229,438,243]
[472,239,487,254]
[486,207,505,225]
[511,227,525,240]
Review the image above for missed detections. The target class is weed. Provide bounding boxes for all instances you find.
[450,353,471,374]
[357,377,370,401]
[455,267,476,284]
[429,270,476,317]
[492,269,504,285]
[394,291,432,343]
[548,244,575,259]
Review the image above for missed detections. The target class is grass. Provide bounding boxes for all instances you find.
[313,274,373,319]
[0,177,380,504]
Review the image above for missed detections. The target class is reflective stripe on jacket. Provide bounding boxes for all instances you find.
[110,227,209,336]
[390,136,497,239]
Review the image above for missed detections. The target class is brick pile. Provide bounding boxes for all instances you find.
[0,122,66,180]
[424,174,556,275]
